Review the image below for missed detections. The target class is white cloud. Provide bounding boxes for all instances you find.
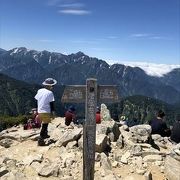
[59,3,84,8]
[47,0,91,16]
[58,9,91,15]
[150,36,163,39]
[130,33,171,40]
[109,61,180,77]
[130,33,151,37]
[149,36,172,40]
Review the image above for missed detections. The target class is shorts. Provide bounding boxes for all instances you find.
[39,113,51,123]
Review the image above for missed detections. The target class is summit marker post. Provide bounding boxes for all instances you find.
[61,78,119,180]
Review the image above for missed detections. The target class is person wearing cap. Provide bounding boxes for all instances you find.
[65,106,76,126]
[119,115,127,125]
[170,114,180,143]
[149,110,170,137]
[35,78,57,146]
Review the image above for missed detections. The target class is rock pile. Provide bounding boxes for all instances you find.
[0,117,180,180]
[101,104,112,121]
[165,144,180,180]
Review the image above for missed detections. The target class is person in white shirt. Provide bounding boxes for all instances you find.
[35,78,57,146]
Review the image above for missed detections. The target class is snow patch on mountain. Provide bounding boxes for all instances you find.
[49,56,52,64]
[10,48,19,55]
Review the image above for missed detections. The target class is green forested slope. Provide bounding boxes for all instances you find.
[0,73,39,116]
[109,95,179,125]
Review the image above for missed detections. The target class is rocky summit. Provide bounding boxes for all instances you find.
[0,117,180,180]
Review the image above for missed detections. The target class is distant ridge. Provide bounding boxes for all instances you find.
[0,47,180,104]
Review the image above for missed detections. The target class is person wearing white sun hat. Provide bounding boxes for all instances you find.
[35,78,57,146]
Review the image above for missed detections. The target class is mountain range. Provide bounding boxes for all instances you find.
[0,47,180,104]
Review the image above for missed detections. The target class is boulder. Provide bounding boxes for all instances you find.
[100,104,111,121]
[22,154,43,165]
[38,163,60,177]
[0,138,15,148]
[96,121,120,141]
[165,155,180,180]
[56,128,82,146]
[171,143,180,161]
[96,134,109,153]
[129,125,151,143]
[120,151,131,164]
[0,128,39,142]
[143,155,162,162]
[0,167,9,177]
[100,153,112,170]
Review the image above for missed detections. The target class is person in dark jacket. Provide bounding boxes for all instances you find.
[65,106,76,126]
[149,110,170,137]
[170,114,180,143]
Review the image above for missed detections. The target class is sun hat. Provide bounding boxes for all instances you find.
[42,78,57,86]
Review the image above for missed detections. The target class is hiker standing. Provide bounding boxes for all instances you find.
[35,78,57,146]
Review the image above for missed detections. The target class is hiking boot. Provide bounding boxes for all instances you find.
[38,138,45,146]
[41,134,50,139]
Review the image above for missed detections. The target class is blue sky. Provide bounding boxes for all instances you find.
[0,0,180,64]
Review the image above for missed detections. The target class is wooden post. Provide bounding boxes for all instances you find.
[83,78,97,180]
[61,79,119,180]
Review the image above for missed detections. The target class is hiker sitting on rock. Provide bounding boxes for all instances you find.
[65,106,76,126]
[149,110,171,137]
[35,78,57,146]
[30,108,41,128]
[23,109,41,130]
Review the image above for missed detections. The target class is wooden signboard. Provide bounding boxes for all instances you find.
[61,79,119,180]
[61,85,119,103]
[98,85,119,103]
[61,85,86,103]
